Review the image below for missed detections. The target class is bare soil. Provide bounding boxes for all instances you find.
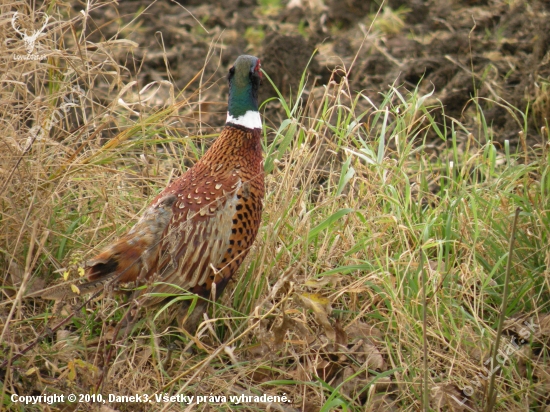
[84,0,550,146]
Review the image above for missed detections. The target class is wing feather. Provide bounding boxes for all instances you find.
[140,175,242,305]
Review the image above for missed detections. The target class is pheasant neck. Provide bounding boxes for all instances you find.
[226,79,261,130]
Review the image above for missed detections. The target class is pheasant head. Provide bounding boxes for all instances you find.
[226,55,262,130]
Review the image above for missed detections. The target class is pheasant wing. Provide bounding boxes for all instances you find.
[140,169,244,306]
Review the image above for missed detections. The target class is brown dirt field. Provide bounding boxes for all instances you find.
[81,0,550,146]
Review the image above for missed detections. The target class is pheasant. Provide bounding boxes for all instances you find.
[39,55,265,326]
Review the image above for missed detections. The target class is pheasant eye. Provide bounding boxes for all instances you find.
[254,59,262,78]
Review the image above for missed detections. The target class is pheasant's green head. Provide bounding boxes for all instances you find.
[226,55,262,130]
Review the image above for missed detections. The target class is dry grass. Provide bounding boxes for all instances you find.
[1,1,550,412]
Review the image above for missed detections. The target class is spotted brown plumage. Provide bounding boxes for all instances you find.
[147,123,264,306]
[39,55,265,322]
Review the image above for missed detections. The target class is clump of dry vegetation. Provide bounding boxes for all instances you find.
[1,1,550,411]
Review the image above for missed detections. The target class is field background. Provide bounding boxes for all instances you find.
[1,0,550,411]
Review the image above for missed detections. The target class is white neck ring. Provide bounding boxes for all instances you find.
[226,110,262,129]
